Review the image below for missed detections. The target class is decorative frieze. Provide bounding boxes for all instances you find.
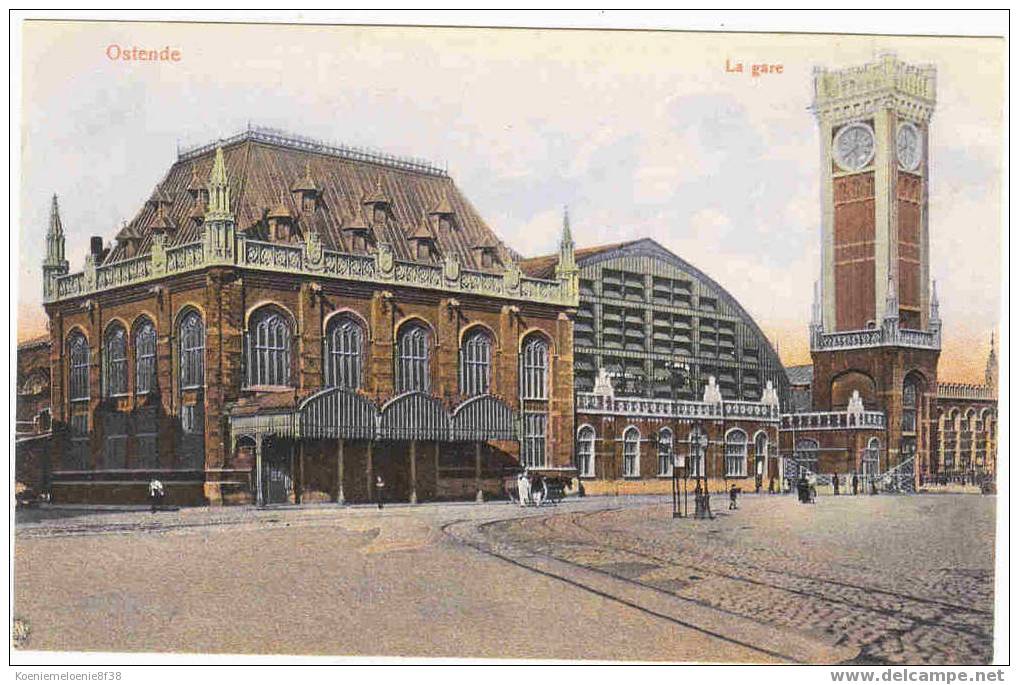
[46,237,576,307]
[811,323,940,352]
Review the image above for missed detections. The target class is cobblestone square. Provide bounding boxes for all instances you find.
[14,493,996,664]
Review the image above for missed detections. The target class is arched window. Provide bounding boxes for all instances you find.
[247,307,292,387]
[522,412,547,468]
[862,438,880,477]
[459,328,492,397]
[657,427,673,476]
[687,427,706,478]
[623,427,640,477]
[103,323,128,397]
[68,332,90,402]
[520,334,550,400]
[324,315,365,390]
[725,429,748,478]
[754,432,768,477]
[134,318,157,395]
[179,310,205,389]
[902,376,921,433]
[576,425,595,477]
[396,322,431,393]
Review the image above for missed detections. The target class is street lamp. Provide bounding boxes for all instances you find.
[667,360,692,519]
[691,426,711,519]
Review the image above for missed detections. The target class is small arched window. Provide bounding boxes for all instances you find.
[863,437,880,477]
[68,332,90,402]
[725,429,748,478]
[460,328,492,397]
[657,427,673,476]
[396,322,430,393]
[576,425,595,477]
[623,427,641,478]
[134,318,157,395]
[179,310,205,389]
[103,323,128,397]
[520,334,549,400]
[247,307,292,387]
[325,315,365,390]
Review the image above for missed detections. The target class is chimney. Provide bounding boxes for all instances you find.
[90,236,104,256]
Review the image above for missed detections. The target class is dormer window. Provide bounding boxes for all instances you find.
[186,165,208,205]
[472,242,500,269]
[342,213,374,253]
[363,176,391,227]
[428,195,456,233]
[267,199,294,242]
[409,222,438,262]
[291,160,320,214]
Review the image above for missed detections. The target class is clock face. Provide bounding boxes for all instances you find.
[896,122,922,171]
[833,123,876,171]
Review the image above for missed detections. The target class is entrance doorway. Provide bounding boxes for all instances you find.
[261,440,293,505]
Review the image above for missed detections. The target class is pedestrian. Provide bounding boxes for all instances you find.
[768,476,775,494]
[375,474,386,509]
[833,472,840,496]
[728,484,739,510]
[517,470,530,507]
[148,478,165,512]
[852,472,859,496]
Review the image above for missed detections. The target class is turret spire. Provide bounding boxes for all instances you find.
[205,146,232,220]
[554,205,579,302]
[884,273,899,320]
[985,331,998,390]
[929,279,940,323]
[42,194,69,301]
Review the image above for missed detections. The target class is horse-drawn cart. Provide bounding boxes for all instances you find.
[503,467,578,506]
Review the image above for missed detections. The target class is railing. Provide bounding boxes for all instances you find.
[575,392,780,422]
[937,382,996,400]
[95,254,151,289]
[780,410,886,431]
[811,324,939,352]
[179,125,448,177]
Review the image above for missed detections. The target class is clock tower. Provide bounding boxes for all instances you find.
[808,54,941,486]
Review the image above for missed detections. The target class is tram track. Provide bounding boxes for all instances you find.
[441,508,858,664]
[450,504,991,664]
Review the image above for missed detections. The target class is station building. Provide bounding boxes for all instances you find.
[37,128,579,506]
[520,238,789,495]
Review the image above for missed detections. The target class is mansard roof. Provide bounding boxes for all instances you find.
[102,128,514,271]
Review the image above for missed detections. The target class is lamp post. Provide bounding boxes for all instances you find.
[692,425,710,519]
[667,360,692,519]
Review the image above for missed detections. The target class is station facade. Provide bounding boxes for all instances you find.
[38,128,579,506]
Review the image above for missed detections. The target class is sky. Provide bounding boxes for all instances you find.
[16,21,1004,383]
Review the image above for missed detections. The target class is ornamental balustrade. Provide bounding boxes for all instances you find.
[575,392,779,422]
[46,235,575,307]
[811,325,939,352]
[937,382,995,401]
[780,410,886,431]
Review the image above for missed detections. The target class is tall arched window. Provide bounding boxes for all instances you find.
[134,318,157,395]
[623,427,641,477]
[103,323,128,397]
[396,322,431,393]
[460,328,492,397]
[725,429,748,477]
[688,427,706,478]
[179,310,205,389]
[902,376,921,433]
[324,315,365,390]
[247,307,293,387]
[754,432,769,477]
[67,332,90,402]
[576,425,595,477]
[657,427,673,476]
[520,335,549,400]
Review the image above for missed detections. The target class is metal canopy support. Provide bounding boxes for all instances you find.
[255,437,264,506]
[409,440,418,504]
[475,441,484,503]
[336,438,345,505]
[366,441,374,504]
